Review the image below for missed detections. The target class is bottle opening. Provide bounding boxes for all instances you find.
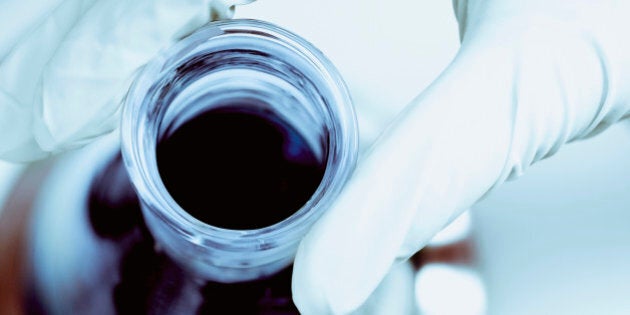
[157,105,327,230]
[122,19,357,282]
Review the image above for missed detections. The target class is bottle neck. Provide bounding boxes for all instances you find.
[121,19,358,282]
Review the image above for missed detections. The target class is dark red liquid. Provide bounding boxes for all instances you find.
[156,107,326,229]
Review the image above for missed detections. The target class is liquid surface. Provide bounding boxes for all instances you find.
[156,107,325,229]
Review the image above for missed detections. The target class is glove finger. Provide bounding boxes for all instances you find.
[36,0,215,154]
[292,44,516,314]
[0,0,98,161]
[0,91,45,160]
[292,3,630,314]
[0,0,68,59]
[0,0,256,161]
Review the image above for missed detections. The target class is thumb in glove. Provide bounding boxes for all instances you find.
[292,1,630,313]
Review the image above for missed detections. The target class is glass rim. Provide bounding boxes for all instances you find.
[121,19,358,254]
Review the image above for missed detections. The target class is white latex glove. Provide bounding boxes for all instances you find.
[0,0,253,162]
[293,0,630,314]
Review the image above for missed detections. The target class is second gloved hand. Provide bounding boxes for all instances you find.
[292,1,630,314]
[0,0,253,162]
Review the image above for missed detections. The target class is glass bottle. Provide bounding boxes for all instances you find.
[23,19,358,314]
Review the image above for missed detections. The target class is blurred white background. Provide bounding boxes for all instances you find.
[2,0,630,314]
[475,122,630,315]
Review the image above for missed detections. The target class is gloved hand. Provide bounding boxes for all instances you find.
[0,0,253,162]
[292,0,630,314]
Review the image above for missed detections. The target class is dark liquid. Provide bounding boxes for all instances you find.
[26,107,322,314]
[81,155,300,315]
[156,107,326,229]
